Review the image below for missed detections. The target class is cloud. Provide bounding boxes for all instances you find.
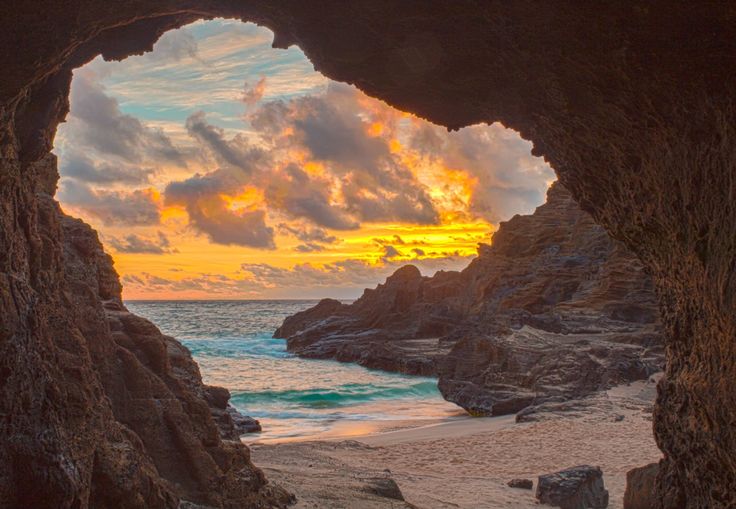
[382,245,402,261]
[60,150,153,185]
[294,243,325,253]
[249,82,441,226]
[64,69,186,166]
[263,164,359,230]
[408,122,554,223]
[185,111,268,172]
[278,224,338,244]
[164,170,275,248]
[242,77,266,106]
[107,231,175,254]
[150,28,199,62]
[57,179,160,226]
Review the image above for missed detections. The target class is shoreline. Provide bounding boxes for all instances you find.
[250,378,662,508]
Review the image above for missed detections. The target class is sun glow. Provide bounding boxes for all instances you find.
[53,19,553,300]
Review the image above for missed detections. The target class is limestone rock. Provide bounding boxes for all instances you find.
[536,466,609,509]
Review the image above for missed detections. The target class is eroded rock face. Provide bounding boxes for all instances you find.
[277,184,663,415]
[0,154,289,508]
[3,3,736,506]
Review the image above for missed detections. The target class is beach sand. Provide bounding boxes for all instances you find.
[250,377,662,508]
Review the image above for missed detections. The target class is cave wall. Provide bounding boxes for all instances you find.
[2,2,736,507]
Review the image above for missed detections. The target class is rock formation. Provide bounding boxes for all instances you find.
[624,463,659,509]
[2,3,736,506]
[0,154,290,508]
[277,183,663,416]
[536,465,609,509]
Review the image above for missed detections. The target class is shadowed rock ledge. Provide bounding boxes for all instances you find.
[276,183,664,416]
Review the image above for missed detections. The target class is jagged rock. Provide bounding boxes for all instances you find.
[508,479,534,490]
[624,463,659,509]
[536,466,609,509]
[278,184,663,416]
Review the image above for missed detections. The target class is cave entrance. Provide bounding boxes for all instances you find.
[50,17,659,507]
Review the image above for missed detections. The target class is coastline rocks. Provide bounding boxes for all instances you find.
[277,184,663,417]
[624,463,659,509]
[508,479,534,490]
[57,206,288,507]
[536,466,609,509]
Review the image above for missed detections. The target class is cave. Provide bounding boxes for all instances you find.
[2,3,735,508]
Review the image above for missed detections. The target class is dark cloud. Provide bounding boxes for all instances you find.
[381,245,402,262]
[107,231,175,254]
[264,165,358,230]
[279,224,338,244]
[294,243,325,253]
[165,170,275,249]
[66,71,185,166]
[249,82,440,226]
[185,111,268,172]
[60,150,153,185]
[58,179,160,226]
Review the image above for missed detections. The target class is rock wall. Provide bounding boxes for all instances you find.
[2,2,736,506]
[0,154,289,508]
[276,183,663,416]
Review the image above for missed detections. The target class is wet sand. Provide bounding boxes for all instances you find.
[250,378,662,508]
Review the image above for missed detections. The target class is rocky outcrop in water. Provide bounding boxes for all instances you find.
[3,3,736,506]
[276,184,663,416]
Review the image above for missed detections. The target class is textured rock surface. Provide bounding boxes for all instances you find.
[2,2,736,506]
[277,184,663,416]
[536,466,609,509]
[624,463,659,509]
[0,154,289,508]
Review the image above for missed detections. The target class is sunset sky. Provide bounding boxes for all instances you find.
[53,19,555,300]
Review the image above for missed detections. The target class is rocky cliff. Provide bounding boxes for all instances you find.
[0,154,289,508]
[276,183,663,416]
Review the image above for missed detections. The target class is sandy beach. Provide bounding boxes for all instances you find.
[250,378,662,508]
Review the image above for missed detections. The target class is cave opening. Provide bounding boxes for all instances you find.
[5,4,736,508]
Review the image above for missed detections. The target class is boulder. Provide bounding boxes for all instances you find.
[508,478,534,489]
[624,462,658,509]
[536,465,609,509]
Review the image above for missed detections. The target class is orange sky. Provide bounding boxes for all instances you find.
[54,19,554,300]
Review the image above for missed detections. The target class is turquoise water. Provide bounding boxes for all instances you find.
[125,300,463,442]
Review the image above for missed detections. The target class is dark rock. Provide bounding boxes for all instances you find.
[361,477,405,501]
[536,466,609,509]
[624,463,659,509]
[508,478,534,490]
[278,184,663,416]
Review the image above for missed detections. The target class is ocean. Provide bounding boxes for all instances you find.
[125,300,464,442]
